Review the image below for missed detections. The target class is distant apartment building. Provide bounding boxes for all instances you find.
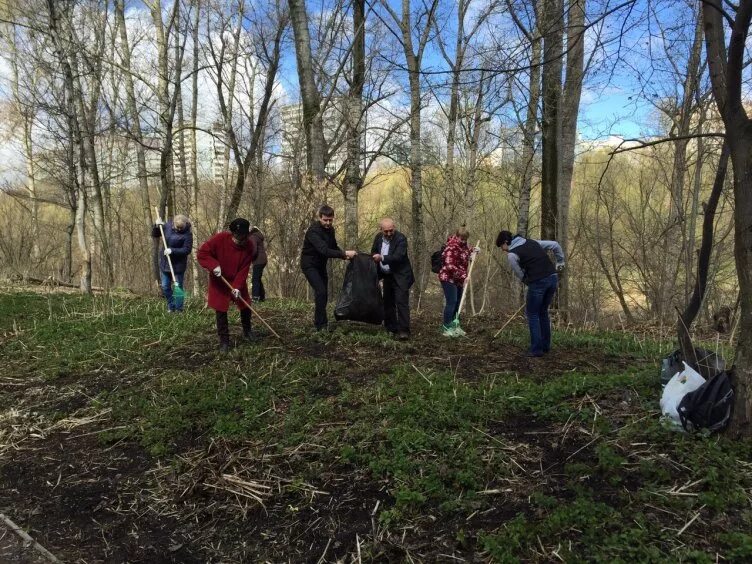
[280,98,361,175]
[210,121,228,185]
[142,130,195,186]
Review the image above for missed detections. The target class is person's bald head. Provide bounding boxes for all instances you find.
[380,218,396,240]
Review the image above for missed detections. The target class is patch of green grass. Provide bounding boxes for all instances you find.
[4,291,752,561]
[102,355,345,455]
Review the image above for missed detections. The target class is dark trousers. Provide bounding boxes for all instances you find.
[441,281,462,326]
[216,309,252,345]
[525,273,558,355]
[383,276,410,333]
[252,264,266,301]
[303,267,329,328]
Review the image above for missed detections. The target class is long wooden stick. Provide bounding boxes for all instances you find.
[154,206,178,285]
[219,275,282,340]
[1,512,61,563]
[493,303,526,339]
[456,240,481,319]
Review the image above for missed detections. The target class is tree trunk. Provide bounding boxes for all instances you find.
[190,0,201,294]
[517,33,541,237]
[540,0,563,240]
[660,8,703,322]
[46,0,91,293]
[151,0,182,219]
[115,0,155,283]
[444,0,467,214]
[218,9,242,225]
[678,141,729,375]
[222,7,285,224]
[557,0,586,319]
[701,0,752,437]
[343,0,365,247]
[288,0,327,183]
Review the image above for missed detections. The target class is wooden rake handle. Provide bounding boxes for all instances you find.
[456,240,481,319]
[493,303,526,339]
[219,275,282,340]
[154,206,178,284]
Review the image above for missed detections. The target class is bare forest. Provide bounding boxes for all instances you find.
[2,0,752,560]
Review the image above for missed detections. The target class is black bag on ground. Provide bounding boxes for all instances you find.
[660,348,725,385]
[430,245,446,274]
[677,371,734,433]
[334,253,384,324]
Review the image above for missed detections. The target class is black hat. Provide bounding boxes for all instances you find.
[495,230,513,247]
[229,218,250,236]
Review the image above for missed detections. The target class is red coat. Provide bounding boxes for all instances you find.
[197,232,256,312]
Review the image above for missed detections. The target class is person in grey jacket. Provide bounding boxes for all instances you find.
[496,230,565,357]
[249,226,267,302]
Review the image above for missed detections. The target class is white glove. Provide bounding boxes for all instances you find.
[155,218,165,227]
[556,262,565,272]
[163,248,172,256]
[212,266,222,277]
[231,288,240,299]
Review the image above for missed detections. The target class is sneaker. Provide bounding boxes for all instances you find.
[396,332,410,341]
[453,326,467,337]
[442,325,455,337]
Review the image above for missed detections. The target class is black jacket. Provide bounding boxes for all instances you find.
[300,221,345,270]
[512,238,556,283]
[371,231,415,288]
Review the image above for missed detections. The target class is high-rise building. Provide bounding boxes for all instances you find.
[280,98,358,175]
[210,121,227,185]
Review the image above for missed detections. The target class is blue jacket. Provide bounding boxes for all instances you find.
[152,221,193,274]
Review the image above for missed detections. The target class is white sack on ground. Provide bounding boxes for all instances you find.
[660,362,705,424]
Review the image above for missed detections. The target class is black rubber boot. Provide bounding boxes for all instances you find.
[216,311,230,352]
[240,308,259,343]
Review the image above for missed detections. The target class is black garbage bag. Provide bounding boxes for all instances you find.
[334,253,384,324]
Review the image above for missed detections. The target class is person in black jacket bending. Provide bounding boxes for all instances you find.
[371,218,415,340]
[301,205,357,330]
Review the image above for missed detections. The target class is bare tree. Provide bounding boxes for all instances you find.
[556,0,586,317]
[540,0,563,241]
[380,0,439,296]
[288,0,327,183]
[115,0,156,283]
[207,0,288,226]
[342,0,365,247]
[702,0,752,437]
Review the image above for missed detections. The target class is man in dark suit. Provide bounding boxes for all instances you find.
[371,218,414,340]
[301,205,357,330]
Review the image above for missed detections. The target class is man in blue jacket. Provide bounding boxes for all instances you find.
[496,230,565,357]
[153,214,193,312]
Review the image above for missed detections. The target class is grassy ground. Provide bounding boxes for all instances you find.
[1,289,751,563]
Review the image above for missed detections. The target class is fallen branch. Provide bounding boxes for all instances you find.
[0,512,62,563]
[493,304,526,339]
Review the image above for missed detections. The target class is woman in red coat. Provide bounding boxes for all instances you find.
[197,218,257,352]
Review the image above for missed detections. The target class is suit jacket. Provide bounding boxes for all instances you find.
[371,231,415,289]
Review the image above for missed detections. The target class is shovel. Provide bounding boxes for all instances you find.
[154,206,185,305]
[449,239,481,333]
